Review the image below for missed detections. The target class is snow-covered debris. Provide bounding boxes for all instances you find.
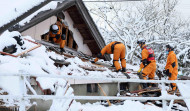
[70,100,162,111]
[0,31,132,108]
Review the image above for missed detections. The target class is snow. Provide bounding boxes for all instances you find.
[0,0,190,110]
[0,0,60,28]
[0,31,141,109]
[0,0,45,27]
[70,100,162,111]
[177,83,190,109]
[0,31,164,111]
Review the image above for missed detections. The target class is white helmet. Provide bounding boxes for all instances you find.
[137,38,146,44]
[50,24,59,34]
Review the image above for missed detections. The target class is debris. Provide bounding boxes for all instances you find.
[0,38,41,57]
[2,45,17,54]
[178,76,190,80]
[97,83,111,106]
[121,72,131,79]
[49,56,71,66]
[79,65,107,72]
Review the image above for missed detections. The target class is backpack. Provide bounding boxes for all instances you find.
[111,42,121,53]
[143,46,155,61]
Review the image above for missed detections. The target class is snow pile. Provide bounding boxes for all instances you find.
[49,83,74,111]
[177,83,190,109]
[70,100,162,111]
[0,31,161,111]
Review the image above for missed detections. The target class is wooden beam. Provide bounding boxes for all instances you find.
[66,6,77,12]
[83,40,95,44]
[78,65,107,72]
[73,24,86,29]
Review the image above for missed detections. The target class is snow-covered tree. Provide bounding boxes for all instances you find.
[85,0,190,75]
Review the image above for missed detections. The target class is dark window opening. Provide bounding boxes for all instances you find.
[120,83,129,91]
[73,40,77,49]
[87,84,98,93]
[40,16,78,50]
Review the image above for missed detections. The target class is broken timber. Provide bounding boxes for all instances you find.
[0,38,41,57]
[49,56,71,66]
[97,84,111,106]
[79,65,107,72]
[36,40,92,60]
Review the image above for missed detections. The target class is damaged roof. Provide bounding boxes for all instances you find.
[0,0,111,61]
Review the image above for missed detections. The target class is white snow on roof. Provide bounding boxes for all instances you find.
[0,0,59,28]
[0,0,45,27]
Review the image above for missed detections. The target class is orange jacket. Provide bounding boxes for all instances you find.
[165,51,178,76]
[100,41,116,55]
[140,45,156,69]
[94,41,121,62]
[49,26,65,48]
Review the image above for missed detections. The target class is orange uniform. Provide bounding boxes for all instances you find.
[165,51,178,90]
[94,41,126,71]
[140,45,156,80]
[49,25,66,49]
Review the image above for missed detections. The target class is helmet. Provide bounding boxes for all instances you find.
[137,38,146,44]
[166,44,174,50]
[50,24,59,34]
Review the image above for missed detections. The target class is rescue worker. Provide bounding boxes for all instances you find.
[49,24,66,53]
[137,38,156,89]
[92,41,126,72]
[163,44,178,91]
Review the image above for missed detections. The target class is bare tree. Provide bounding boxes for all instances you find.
[86,0,190,74]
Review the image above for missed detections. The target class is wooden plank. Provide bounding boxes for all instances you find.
[0,38,41,57]
[138,88,161,95]
[98,84,111,106]
[68,36,73,48]
[79,65,107,72]
[179,76,190,80]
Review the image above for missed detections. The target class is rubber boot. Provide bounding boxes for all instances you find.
[116,69,122,72]
[122,68,126,72]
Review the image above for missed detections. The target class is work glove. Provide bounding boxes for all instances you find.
[138,68,142,73]
[90,61,95,63]
[163,69,171,77]
[60,48,65,53]
[97,53,102,58]
[55,34,60,39]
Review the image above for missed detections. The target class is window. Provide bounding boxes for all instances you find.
[87,84,98,93]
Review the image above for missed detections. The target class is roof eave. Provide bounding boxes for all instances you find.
[75,0,111,61]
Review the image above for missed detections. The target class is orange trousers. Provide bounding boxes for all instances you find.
[168,73,177,90]
[113,43,126,70]
[142,61,156,80]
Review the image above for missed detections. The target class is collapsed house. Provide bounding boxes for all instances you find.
[0,0,189,111]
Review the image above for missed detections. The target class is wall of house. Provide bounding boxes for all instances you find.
[21,12,92,56]
[21,16,57,40]
[71,83,118,104]
[64,12,92,56]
